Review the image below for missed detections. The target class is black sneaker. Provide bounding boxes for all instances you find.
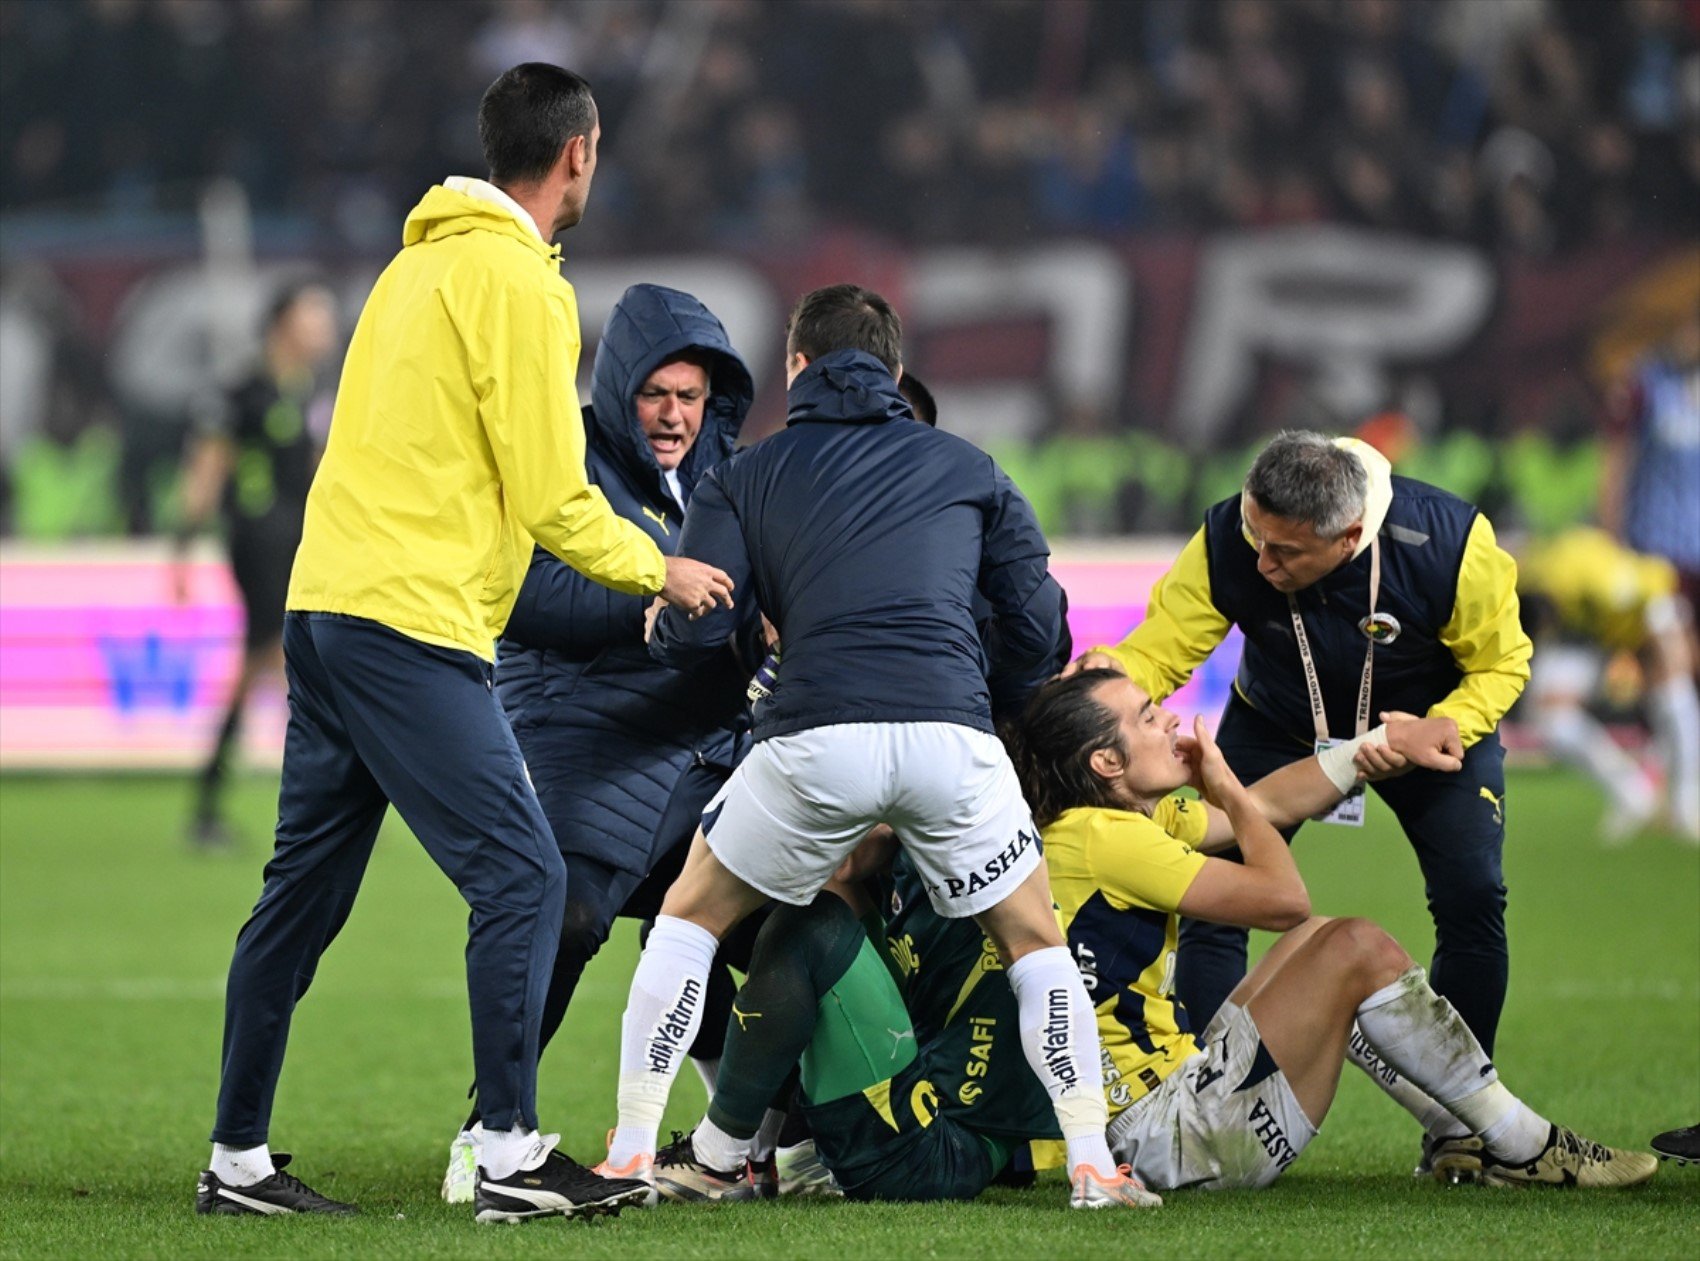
[475,1143,651,1224]
[1418,1134,1485,1184]
[195,1154,357,1216]
[652,1131,757,1203]
[1650,1125,1700,1166]
[748,1153,779,1200]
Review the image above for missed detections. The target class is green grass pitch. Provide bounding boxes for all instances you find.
[1,768,1695,1259]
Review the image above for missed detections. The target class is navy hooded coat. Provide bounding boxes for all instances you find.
[651,349,1066,741]
[495,284,758,877]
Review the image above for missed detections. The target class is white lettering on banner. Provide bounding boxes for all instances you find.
[1171,226,1495,447]
[910,242,1133,443]
[81,231,1496,453]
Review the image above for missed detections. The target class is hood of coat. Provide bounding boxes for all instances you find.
[401,182,559,262]
[1336,436,1393,557]
[785,349,914,427]
[588,283,754,505]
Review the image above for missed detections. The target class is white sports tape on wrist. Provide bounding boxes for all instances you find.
[1316,723,1390,795]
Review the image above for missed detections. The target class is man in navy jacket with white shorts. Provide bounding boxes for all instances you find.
[595,284,1158,1211]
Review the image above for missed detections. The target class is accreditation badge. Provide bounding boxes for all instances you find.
[1312,738,1367,827]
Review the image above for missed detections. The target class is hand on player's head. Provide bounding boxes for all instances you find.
[1061,650,1125,679]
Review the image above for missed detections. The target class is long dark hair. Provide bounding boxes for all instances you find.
[1004,669,1127,829]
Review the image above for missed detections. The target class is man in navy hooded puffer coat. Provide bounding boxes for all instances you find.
[442,284,759,1193]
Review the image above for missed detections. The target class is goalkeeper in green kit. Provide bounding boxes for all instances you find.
[647,836,1072,1203]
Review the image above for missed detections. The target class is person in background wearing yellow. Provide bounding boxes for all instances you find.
[1518,527,1700,844]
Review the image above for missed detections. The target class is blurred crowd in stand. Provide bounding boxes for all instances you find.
[4,0,1697,254]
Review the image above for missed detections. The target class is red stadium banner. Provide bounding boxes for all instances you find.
[2,231,1689,543]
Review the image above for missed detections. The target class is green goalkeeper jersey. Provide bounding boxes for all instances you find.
[883,852,1060,1143]
[796,854,1057,1200]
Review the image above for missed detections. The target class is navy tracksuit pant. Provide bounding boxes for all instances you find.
[211,613,566,1145]
[464,757,761,1125]
[1177,694,1510,1055]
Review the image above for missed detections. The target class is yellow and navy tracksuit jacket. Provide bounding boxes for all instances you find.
[287,178,667,660]
[1098,440,1529,748]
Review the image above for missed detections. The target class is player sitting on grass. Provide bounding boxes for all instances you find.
[640,711,1465,1203]
[1012,669,1658,1191]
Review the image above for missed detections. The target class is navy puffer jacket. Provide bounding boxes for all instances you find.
[496,284,758,876]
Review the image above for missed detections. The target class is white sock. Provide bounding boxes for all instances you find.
[474,1123,553,1180]
[1470,1088,1550,1162]
[692,1056,721,1096]
[210,1142,274,1186]
[751,1108,785,1163]
[1537,706,1656,815]
[690,1114,754,1173]
[1345,1022,1463,1138]
[1006,945,1114,1177]
[610,914,720,1166]
[1649,676,1700,834]
[1354,965,1550,1163]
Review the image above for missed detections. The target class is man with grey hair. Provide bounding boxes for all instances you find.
[1075,429,1531,1182]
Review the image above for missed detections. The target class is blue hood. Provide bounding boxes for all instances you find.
[589,283,755,506]
[786,349,914,427]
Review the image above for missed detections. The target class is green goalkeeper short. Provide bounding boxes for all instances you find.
[798,937,1011,1201]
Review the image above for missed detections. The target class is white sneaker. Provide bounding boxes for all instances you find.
[775,1139,842,1197]
[1069,1163,1162,1208]
[441,1129,479,1204]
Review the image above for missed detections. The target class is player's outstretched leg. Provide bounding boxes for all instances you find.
[602,831,767,1195]
[652,894,860,1202]
[974,864,1160,1209]
[1297,919,1658,1189]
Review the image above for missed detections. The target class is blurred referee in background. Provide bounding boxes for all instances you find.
[173,279,338,849]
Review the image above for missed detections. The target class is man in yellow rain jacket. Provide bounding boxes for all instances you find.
[200,64,731,1225]
[1075,430,1529,1177]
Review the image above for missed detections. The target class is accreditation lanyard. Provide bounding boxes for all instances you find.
[1289,537,1380,825]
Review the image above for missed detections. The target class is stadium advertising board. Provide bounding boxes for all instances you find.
[0,543,1240,770]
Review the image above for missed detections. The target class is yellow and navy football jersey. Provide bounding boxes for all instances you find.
[1043,797,1210,1119]
[1519,527,1679,653]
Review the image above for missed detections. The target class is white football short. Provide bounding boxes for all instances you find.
[1107,1002,1318,1191]
[700,721,1041,919]
[1528,643,1601,703]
